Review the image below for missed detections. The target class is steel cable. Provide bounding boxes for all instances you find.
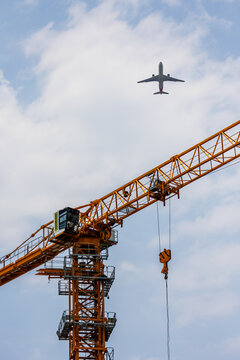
[168,199,171,250]
[156,201,162,253]
[165,278,170,360]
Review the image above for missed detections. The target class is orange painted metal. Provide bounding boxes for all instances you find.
[70,239,106,360]
[1,120,240,285]
[38,234,112,360]
[159,249,171,279]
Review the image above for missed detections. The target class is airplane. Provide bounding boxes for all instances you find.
[137,61,184,95]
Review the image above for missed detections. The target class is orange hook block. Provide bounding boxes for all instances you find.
[159,249,171,279]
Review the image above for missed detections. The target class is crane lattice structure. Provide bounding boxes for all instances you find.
[1,120,240,360]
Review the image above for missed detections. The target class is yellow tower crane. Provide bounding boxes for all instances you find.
[1,120,240,360]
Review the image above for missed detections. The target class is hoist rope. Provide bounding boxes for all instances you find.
[166,198,171,360]
[165,278,171,360]
[168,198,171,250]
[156,198,172,360]
[156,201,161,252]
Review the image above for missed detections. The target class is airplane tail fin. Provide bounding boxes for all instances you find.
[153,91,169,95]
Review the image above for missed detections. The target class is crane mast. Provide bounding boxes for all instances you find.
[1,119,240,360]
[39,233,117,360]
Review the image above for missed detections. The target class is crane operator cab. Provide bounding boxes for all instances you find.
[54,207,79,238]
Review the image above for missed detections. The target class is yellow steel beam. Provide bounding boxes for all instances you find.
[1,120,240,285]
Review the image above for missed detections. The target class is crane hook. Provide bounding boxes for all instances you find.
[159,249,171,279]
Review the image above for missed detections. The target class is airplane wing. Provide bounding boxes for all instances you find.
[137,75,159,83]
[163,75,184,82]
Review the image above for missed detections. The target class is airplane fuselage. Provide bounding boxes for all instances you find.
[158,61,164,92]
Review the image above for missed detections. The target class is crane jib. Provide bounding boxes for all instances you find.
[1,119,240,285]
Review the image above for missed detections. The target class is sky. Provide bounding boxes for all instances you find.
[1,0,240,359]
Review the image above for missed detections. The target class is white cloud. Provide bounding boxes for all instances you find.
[161,0,181,6]
[1,3,240,359]
[173,243,240,292]
[166,242,240,328]
[0,0,240,285]
[120,260,139,273]
[0,3,202,247]
[176,201,240,238]
[211,0,234,2]
[175,291,239,326]
[224,335,240,353]
[22,0,39,6]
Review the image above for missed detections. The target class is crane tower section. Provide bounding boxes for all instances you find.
[37,207,118,360]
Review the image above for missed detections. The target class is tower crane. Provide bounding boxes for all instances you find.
[1,120,240,360]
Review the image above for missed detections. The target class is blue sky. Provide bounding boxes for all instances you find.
[1,1,240,360]
[1,0,240,102]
